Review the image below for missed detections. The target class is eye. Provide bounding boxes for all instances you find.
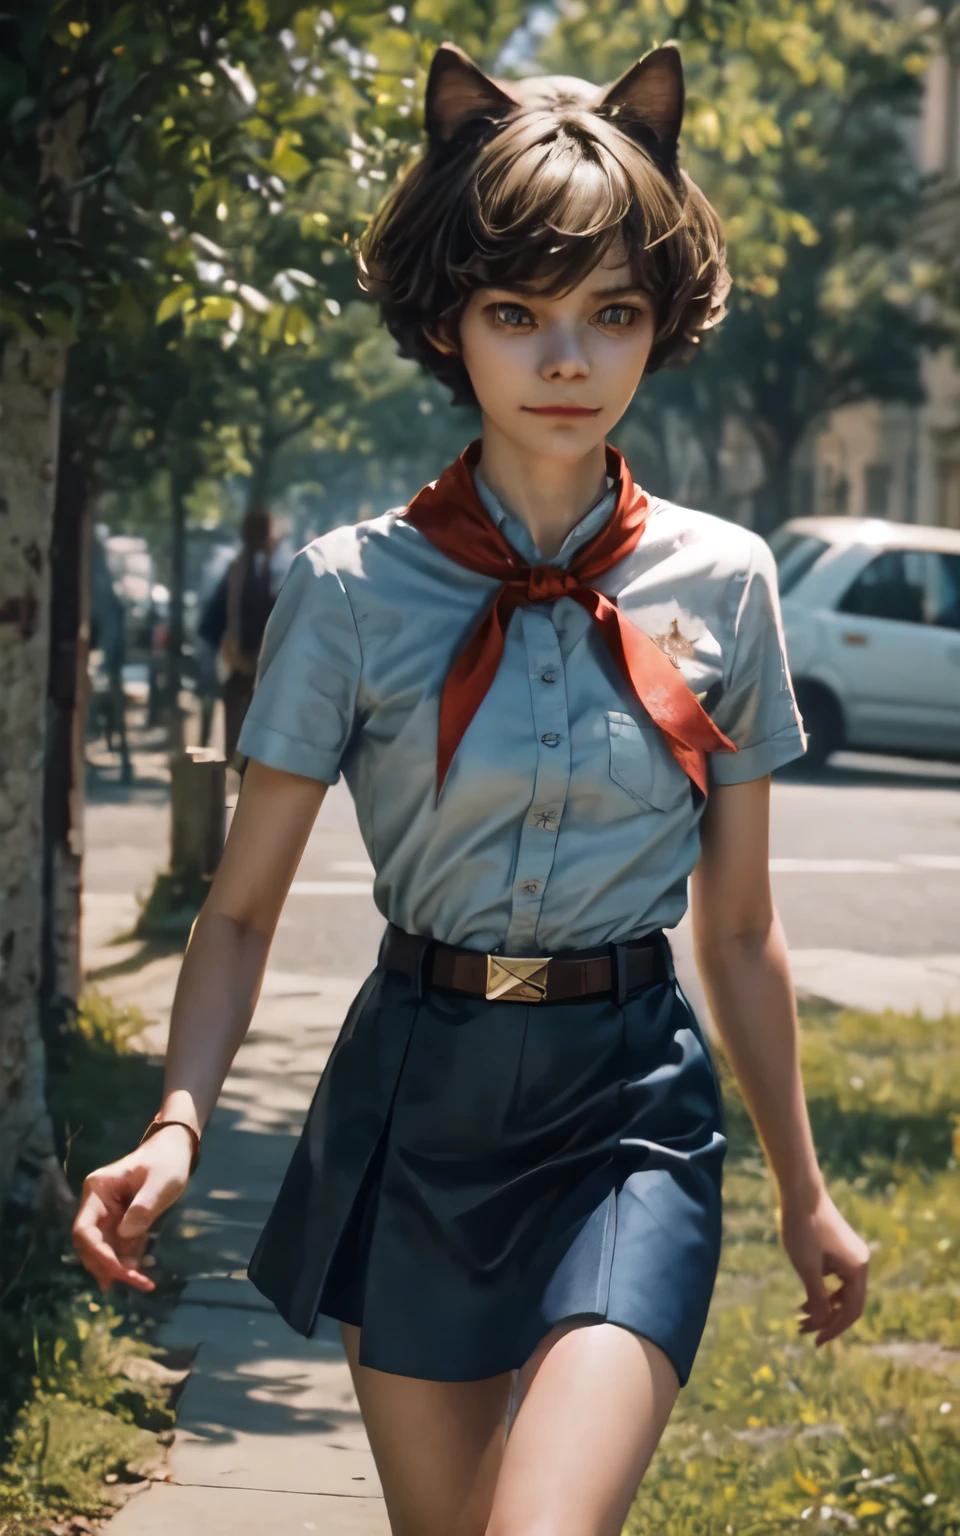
[490,302,535,330]
[595,304,644,329]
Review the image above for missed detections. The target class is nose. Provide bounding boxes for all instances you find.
[537,324,590,382]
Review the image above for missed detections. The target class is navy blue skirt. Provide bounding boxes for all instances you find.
[247,934,727,1387]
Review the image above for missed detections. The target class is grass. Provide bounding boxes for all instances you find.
[3,992,958,1534]
[626,1002,960,1536]
[0,992,185,1536]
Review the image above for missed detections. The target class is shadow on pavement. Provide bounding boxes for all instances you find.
[85,758,170,803]
[86,933,186,983]
[154,1100,372,1462]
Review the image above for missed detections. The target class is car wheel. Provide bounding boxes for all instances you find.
[794,683,843,772]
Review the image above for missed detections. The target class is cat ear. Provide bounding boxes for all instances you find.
[597,43,684,162]
[425,43,521,146]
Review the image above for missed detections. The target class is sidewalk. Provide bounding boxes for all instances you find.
[82,737,960,1535]
[93,941,389,1534]
[670,917,960,1022]
[91,928,960,1536]
[84,732,391,1535]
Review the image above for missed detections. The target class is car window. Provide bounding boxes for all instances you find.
[767,530,831,596]
[930,553,960,630]
[838,550,929,625]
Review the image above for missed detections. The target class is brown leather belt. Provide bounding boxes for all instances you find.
[381,924,671,1005]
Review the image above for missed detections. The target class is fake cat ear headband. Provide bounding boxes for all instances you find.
[424,41,685,173]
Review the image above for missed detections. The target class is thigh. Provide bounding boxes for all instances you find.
[340,1322,514,1536]
[487,1320,680,1536]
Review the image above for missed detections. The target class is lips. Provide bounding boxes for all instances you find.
[522,406,601,417]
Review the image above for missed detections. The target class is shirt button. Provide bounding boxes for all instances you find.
[521,880,540,894]
[541,732,561,747]
[540,670,557,684]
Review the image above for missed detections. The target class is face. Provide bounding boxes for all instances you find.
[442,248,657,458]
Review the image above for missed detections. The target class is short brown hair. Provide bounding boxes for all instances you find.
[358,51,729,408]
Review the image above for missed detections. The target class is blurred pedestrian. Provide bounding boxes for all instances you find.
[194,634,218,750]
[73,42,870,1536]
[89,531,132,784]
[197,509,278,765]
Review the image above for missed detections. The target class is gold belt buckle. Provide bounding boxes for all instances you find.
[485,954,550,1003]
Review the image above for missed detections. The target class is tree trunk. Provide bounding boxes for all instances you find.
[170,749,226,882]
[752,462,794,538]
[40,424,91,1090]
[0,336,69,1224]
[245,441,274,515]
[749,423,799,539]
[696,416,726,515]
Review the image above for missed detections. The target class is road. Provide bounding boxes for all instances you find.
[769,753,960,956]
[84,744,960,1020]
[260,750,960,972]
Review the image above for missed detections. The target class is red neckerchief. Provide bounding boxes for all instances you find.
[403,439,736,797]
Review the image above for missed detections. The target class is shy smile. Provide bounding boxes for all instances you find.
[521,405,602,417]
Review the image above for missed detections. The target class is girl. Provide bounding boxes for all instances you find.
[73,42,869,1536]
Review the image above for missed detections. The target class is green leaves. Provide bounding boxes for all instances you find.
[267,132,311,182]
[542,0,943,527]
[4,0,940,537]
[0,1,520,522]
[191,295,241,325]
[246,0,270,32]
[155,285,193,325]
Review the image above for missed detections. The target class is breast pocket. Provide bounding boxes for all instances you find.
[607,711,689,813]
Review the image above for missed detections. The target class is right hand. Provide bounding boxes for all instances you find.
[72,1124,195,1293]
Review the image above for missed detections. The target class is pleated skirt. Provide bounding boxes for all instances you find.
[246,934,727,1388]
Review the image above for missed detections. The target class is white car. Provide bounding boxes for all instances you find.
[768,517,960,769]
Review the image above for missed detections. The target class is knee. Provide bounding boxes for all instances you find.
[486,1521,582,1536]
[394,1523,488,1536]
[392,1518,489,1536]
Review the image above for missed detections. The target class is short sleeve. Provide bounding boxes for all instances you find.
[237,544,361,783]
[708,535,807,785]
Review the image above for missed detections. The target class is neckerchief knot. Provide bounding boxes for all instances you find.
[524,566,579,603]
[402,439,736,800]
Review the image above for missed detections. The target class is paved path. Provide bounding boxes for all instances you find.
[97,950,390,1532]
[86,743,960,1534]
[85,742,388,1532]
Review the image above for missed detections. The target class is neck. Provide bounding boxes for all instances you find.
[475,422,609,562]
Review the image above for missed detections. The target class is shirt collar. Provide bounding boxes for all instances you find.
[472,469,618,571]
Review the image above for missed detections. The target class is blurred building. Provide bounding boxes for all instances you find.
[801,39,960,527]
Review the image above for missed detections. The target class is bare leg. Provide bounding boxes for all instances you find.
[115,677,132,785]
[486,1319,680,1536]
[340,1321,514,1536]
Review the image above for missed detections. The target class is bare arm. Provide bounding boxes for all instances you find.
[691,777,869,1346]
[159,759,327,1140]
[73,760,327,1291]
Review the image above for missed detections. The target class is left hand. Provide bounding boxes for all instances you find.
[779,1185,870,1346]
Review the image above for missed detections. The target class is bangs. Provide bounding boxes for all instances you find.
[456,113,682,302]
[359,94,729,407]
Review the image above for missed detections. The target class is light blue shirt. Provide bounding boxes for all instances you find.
[238,469,806,955]
[473,467,618,567]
